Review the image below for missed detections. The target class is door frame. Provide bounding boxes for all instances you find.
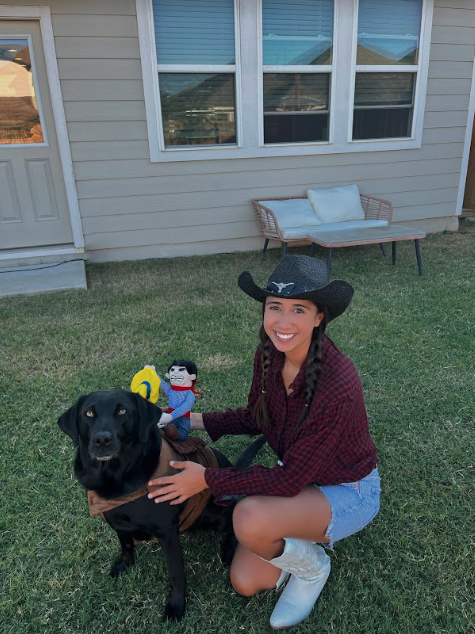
[0,4,84,260]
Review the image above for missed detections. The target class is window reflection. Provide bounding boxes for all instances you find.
[160,73,236,146]
[357,0,422,65]
[263,73,329,143]
[0,40,44,145]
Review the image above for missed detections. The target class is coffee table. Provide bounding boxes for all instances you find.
[306,224,427,276]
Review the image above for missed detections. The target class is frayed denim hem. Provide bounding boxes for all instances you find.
[314,467,381,550]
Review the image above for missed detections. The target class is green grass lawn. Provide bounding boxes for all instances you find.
[1,222,474,633]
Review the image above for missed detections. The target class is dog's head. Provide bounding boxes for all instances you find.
[57,389,161,461]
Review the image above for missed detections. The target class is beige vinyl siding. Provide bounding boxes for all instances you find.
[4,0,474,261]
[73,141,466,181]
[78,173,460,218]
[63,101,146,123]
[54,36,140,59]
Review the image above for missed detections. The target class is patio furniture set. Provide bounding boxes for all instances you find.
[252,184,426,276]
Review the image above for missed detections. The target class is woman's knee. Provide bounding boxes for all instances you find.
[232,497,269,544]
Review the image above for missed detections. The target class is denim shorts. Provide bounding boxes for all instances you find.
[315,467,381,549]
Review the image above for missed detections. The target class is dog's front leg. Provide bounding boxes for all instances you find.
[158,530,186,622]
[110,530,135,577]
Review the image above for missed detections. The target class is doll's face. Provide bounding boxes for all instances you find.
[166,365,196,388]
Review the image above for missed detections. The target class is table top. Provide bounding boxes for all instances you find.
[306,224,426,247]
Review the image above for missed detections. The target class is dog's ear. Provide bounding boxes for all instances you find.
[57,396,86,447]
[134,393,162,443]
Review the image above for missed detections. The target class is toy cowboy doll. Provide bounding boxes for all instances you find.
[131,360,200,441]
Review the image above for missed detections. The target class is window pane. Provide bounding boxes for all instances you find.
[160,73,236,146]
[357,0,422,65]
[353,73,415,139]
[263,73,329,143]
[153,0,235,65]
[263,0,333,65]
[354,72,414,106]
[353,108,412,139]
[0,39,44,144]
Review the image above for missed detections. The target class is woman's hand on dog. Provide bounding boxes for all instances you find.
[148,461,208,504]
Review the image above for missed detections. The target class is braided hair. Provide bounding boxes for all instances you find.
[252,303,329,428]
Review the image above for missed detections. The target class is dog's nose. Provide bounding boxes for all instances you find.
[93,431,113,448]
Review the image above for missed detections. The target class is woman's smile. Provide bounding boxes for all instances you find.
[275,331,297,341]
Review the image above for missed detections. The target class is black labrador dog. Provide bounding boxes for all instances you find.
[58,389,264,621]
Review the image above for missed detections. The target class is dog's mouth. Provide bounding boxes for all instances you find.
[88,442,121,462]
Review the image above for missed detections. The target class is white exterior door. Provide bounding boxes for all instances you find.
[0,20,73,250]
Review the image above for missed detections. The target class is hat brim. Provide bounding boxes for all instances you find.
[238,271,354,322]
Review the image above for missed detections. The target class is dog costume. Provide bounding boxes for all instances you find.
[88,435,218,534]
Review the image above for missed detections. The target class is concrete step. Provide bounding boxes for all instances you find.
[0,259,87,298]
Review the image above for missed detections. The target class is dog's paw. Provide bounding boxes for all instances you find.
[110,560,131,578]
[163,599,186,622]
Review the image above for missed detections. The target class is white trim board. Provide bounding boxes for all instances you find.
[0,5,84,250]
[0,246,84,262]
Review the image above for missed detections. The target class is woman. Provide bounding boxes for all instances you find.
[148,255,380,629]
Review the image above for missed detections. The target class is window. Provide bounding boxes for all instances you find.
[154,0,237,147]
[262,0,333,144]
[137,0,432,162]
[0,39,44,145]
[353,0,423,140]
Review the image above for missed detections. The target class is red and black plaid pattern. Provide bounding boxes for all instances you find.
[204,336,378,504]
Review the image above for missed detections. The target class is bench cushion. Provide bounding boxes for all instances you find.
[307,184,365,225]
[258,199,320,229]
[280,218,388,240]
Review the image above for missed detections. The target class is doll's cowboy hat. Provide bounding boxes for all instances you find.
[130,368,161,403]
[238,255,354,322]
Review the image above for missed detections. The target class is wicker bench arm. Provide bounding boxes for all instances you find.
[359,194,393,224]
[251,198,299,240]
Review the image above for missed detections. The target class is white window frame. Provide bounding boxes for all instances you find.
[350,0,428,144]
[137,0,433,163]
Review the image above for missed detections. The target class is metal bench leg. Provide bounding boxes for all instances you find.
[282,243,288,256]
[326,248,333,274]
[309,243,316,257]
[414,239,423,276]
[392,241,397,266]
[380,243,386,257]
[263,238,269,254]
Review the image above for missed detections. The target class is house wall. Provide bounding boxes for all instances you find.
[3,0,475,261]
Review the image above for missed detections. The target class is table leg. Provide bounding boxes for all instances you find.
[392,241,397,266]
[263,238,269,254]
[309,243,316,257]
[380,243,386,257]
[414,239,423,276]
[283,243,288,256]
[326,248,333,274]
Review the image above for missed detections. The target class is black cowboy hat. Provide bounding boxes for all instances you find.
[238,255,354,322]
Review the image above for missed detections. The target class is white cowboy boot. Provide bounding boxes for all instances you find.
[266,538,331,629]
[275,569,290,592]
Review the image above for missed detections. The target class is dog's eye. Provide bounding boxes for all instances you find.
[118,408,127,415]
[85,410,94,418]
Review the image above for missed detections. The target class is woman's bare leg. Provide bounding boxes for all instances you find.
[230,486,331,596]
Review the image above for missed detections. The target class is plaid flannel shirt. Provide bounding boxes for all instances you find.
[203,335,378,504]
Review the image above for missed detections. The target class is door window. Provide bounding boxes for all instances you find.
[0,39,44,144]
